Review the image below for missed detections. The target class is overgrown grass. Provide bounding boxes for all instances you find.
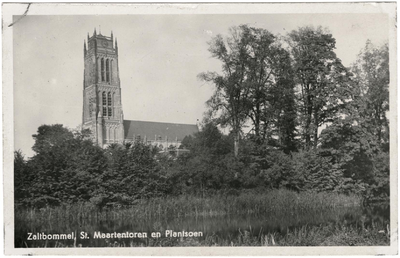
[15,189,377,247]
[16,189,362,223]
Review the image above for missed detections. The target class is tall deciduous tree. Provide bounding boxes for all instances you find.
[243,26,297,151]
[242,26,278,139]
[350,40,389,146]
[287,26,351,149]
[199,25,297,156]
[260,48,297,153]
[198,26,253,157]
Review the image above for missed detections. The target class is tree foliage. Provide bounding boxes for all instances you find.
[350,40,389,146]
[15,27,390,208]
[15,125,170,208]
[287,26,352,149]
[199,25,297,156]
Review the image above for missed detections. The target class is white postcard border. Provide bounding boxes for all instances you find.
[2,2,397,256]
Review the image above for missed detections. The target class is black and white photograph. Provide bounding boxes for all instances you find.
[3,3,397,255]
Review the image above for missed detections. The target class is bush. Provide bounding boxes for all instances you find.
[291,149,345,192]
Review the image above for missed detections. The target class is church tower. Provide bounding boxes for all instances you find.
[82,29,124,147]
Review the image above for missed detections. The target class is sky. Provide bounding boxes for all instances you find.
[13,13,389,157]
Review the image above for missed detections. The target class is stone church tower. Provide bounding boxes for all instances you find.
[82,29,124,147]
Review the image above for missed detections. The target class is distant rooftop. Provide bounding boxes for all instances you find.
[123,120,198,141]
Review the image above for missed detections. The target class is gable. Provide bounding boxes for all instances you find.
[123,120,198,142]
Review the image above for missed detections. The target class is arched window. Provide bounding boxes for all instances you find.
[106,59,110,83]
[102,92,107,106]
[107,92,112,106]
[101,58,105,82]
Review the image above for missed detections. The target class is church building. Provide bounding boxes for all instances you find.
[82,30,198,149]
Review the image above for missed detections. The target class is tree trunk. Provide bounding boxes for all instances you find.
[254,103,260,138]
[305,87,313,150]
[234,133,239,157]
[305,112,312,149]
[313,112,319,148]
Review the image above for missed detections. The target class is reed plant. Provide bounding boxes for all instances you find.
[16,189,362,226]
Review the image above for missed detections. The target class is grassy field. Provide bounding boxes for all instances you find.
[16,189,363,221]
[15,189,390,247]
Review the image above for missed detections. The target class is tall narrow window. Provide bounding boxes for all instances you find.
[110,60,113,83]
[106,59,110,83]
[102,92,106,106]
[107,92,112,117]
[107,92,112,106]
[103,107,107,117]
[101,58,105,82]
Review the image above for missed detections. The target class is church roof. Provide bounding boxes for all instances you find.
[123,120,198,141]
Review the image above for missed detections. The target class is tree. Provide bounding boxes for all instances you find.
[314,41,391,199]
[14,150,30,205]
[287,26,352,149]
[243,27,297,151]
[319,117,388,198]
[263,56,298,153]
[198,26,253,157]
[99,140,169,206]
[183,122,232,156]
[350,40,389,146]
[26,125,107,207]
[320,118,377,182]
[199,25,297,156]
[240,27,276,138]
[31,124,75,155]
[172,123,236,195]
